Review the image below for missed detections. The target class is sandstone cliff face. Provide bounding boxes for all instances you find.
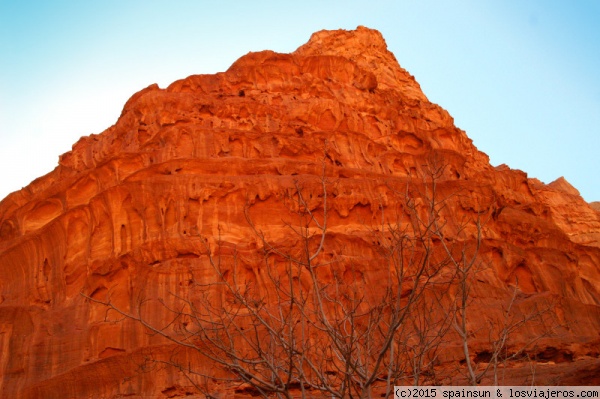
[1,27,600,397]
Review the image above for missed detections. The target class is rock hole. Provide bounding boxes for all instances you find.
[235,385,262,396]
[43,259,51,281]
[120,224,127,253]
[536,347,573,363]
[176,252,197,259]
[475,350,493,363]
[89,285,109,300]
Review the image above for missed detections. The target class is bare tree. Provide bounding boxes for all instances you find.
[414,160,560,386]
[82,155,554,397]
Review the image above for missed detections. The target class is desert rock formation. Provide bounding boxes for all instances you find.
[1,27,600,397]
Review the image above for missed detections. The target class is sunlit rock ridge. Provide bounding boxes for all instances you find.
[1,26,600,397]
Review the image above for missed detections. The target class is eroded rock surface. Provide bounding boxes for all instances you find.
[1,27,600,397]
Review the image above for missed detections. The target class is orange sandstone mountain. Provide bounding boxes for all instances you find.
[1,27,600,397]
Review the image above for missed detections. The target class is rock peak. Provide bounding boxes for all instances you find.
[294,26,427,99]
[548,176,580,196]
[295,26,388,56]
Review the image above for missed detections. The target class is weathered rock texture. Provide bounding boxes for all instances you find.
[1,27,600,397]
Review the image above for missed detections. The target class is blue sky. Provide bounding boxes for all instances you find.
[1,1,599,201]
